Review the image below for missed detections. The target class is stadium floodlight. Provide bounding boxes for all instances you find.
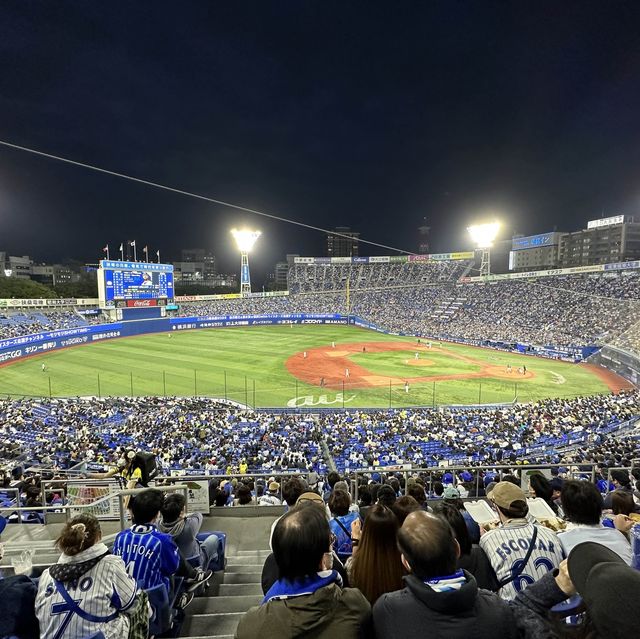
[231,228,262,296]
[467,221,500,278]
[467,221,500,249]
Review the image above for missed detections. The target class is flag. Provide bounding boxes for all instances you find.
[130,240,136,247]
[119,243,123,251]
[102,245,108,252]
[143,245,148,253]
[156,250,160,257]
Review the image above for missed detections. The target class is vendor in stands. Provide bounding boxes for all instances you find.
[85,450,142,490]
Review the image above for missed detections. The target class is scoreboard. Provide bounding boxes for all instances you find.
[98,260,174,308]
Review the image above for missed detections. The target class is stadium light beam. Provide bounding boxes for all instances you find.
[467,221,500,278]
[231,228,261,296]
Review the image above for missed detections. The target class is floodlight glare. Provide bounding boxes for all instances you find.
[231,228,261,296]
[231,228,262,253]
[467,222,500,248]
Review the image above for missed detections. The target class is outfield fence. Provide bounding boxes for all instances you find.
[0,368,612,408]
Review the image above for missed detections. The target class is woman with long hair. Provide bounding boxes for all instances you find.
[348,504,404,604]
[529,473,559,515]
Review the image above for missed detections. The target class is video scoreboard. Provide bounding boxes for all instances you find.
[98,260,174,308]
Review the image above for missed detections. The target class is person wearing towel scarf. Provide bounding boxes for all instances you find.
[235,504,370,639]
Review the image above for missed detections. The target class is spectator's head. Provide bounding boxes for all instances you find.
[433,481,444,497]
[236,484,253,505]
[56,514,101,555]
[392,495,421,525]
[610,470,631,489]
[272,505,332,581]
[433,502,471,556]
[377,484,397,508]
[130,488,164,524]
[442,486,463,509]
[282,478,305,507]
[567,542,640,639]
[611,491,635,516]
[397,511,459,580]
[351,505,402,604]
[528,473,553,502]
[488,482,528,521]
[333,480,349,493]
[407,482,426,506]
[327,471,341,489]
[214,488,228,507]
[561,480,603,525]
[501,474,520,486]
[268,481,280,494]
[160,492,186,523]
[328,489,351,517]
[358,486,372,507]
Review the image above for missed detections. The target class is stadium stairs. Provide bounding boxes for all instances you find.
[178,509,279,639]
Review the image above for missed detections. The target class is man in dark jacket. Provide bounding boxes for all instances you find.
[236,505,370,638]
[373,511,569,639]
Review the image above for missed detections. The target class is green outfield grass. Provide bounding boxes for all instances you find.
[0,325,612,407]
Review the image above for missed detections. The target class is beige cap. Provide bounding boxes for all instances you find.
[487,481,526,509]
[268,481,280,492]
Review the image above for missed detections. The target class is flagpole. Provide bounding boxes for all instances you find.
[143,247,148,262]
[157,250,160,264]
[132,242,137,262]
[120,244,124,261]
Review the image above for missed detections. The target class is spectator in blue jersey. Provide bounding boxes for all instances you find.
[36,513,146,639]
[328,489,360,562]
[113,489,181,593]
[158,492,219,571]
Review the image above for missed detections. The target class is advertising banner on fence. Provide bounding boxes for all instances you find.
[0,298,99,308]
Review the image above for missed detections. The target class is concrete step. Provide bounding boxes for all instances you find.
[189,594,261,614]
[224,563,263,573]
[181,612,244,637]
[229,549,271,559]
[223,572,262,584]
[218,583,263,596]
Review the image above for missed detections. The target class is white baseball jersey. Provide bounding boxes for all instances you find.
[35,543,137,639]
[479,519,564,600]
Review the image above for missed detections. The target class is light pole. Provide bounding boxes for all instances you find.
[231,228,261,296]
[467,221,500,278]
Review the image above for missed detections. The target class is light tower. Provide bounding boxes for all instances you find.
[231,228,261,296]
[467,221,500,278]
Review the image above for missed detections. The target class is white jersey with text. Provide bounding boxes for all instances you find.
[35,543,137,639]
[479,519,564,600]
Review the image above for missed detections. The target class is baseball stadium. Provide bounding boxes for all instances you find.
[2,240,640,639]
[2,6,640,637]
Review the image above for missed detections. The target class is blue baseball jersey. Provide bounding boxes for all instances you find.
[112,523,180,590]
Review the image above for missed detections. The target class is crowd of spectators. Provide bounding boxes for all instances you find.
[0,310,103,341]
[0,392,638,479]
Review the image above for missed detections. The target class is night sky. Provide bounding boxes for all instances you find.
[2,2,640,280]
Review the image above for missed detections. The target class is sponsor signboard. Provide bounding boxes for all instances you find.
[587,215,625,229]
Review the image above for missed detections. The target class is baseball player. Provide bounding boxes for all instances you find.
[345,368,350,378]
[479,482,564,600]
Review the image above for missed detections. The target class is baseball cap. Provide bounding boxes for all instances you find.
[568,542,640,639]
[295,491,324,506]
[442,472,453,484]
[268,481,280,492]
[459,471,473,482]
[443,486,461,499]
[487,482,527,509]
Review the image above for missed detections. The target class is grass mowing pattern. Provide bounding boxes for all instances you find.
[0,325,610,407]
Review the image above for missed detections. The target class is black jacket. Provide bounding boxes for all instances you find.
[458,546,499,592]
[374,570,567,639]
[373,571,517,639]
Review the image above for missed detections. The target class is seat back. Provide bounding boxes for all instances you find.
[196,531,227,572]
[145,583,173,636]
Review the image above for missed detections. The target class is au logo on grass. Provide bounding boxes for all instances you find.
[287,392,356,408]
